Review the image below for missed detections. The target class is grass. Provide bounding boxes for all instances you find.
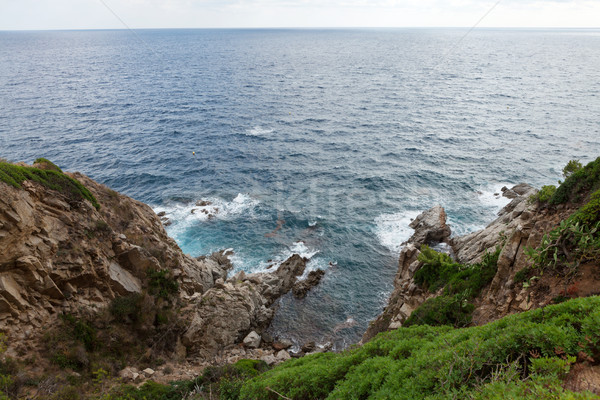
[0,160,99,210]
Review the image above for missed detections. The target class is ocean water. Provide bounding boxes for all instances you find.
[1,28,600,350]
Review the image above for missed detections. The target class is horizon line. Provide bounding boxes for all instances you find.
[1,26,599,33]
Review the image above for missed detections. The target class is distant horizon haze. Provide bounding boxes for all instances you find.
[0,0,598,31]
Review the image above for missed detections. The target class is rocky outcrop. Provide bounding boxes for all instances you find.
[364,183,586,341]
[292,269,325,299]
[406,205,452,245]
[0,165,323,365]
[452,183,580,324]
[180,254,308,359]
[0,169,234,355]
[362,205,451,342]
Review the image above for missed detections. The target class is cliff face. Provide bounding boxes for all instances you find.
[363,182,597,342]
[0,163,315,373]
[0,168,222,354]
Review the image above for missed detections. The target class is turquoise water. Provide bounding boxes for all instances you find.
[1,28,599,349]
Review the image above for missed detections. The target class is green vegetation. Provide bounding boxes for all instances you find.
[525,216,600,274]
[109,294,143,323]
[34,157,63,172]
[525,158,600,274]
[148,269,179,299]
[530,184,557,203]
[237,296,600,399]
[406,246,500,327]
[526,186,600,275]
[551,157,600,205]
[0,160,99,210]
[61,314,98,352]
[562,159,583,179]
[99,359,268,400]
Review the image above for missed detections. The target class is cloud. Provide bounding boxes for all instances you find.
[0,0,598,29]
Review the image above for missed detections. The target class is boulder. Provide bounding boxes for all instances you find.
[407,205,451,245]
[272,339,293,351]
[275,350,291,362]
[108,262,142,295]
[243,331,261,348]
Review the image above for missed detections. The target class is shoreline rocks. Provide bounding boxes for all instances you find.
[362,204,451,342]
[363,183,555,341]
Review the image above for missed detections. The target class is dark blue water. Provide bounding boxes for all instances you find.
[1,29,600,349]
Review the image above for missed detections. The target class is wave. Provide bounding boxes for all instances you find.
[153,193,260,237]
[374,210,422,254]
[476,183,513,215]
[244,126,274,137]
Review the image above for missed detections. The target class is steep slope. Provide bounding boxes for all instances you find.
[0,160,321,395]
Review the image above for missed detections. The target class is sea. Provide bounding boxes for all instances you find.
[1,28,599,350]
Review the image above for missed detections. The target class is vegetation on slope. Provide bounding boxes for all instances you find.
[405,246,500,327]
[523,158,600,281]
[238,296,600,399]
[0,159,99,210]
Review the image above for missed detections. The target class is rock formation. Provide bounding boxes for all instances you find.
[362,204,451,341]
[363,183,577,341]
[0,164,321,365]
[180,254,308,358]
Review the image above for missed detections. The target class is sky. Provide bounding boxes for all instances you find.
[0,0,599,30]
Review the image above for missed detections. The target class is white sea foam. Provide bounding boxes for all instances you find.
[152,193,259,239]
[246,126,274,137]
[477,183,513,214]
[374,210,422,254]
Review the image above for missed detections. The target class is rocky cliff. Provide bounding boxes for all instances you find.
[363,181,600,342]
[0,160,321,381]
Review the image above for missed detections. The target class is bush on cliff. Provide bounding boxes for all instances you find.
[551,157,600,205]
[238,296,600,399]
[407,246,500,327]
[0,160,99,210]
[527,187,600,274]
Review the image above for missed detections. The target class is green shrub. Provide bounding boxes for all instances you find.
[239,296,600,400]
[571,189,600,227]
[551,157,600,204]
[109,294,143,323]
[414,245,462,292]
[61,314,98,351]
[563,159,583,179]
[409,247,500,328]
[403,294,474,327]
[34,157,62,172]
[526,215,600,273]
[148,269,178,299]
[530,185,556,203]
[0,160,99,209]
[530,356,575,379]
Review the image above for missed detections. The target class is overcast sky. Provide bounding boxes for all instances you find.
[1,0,599,30]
